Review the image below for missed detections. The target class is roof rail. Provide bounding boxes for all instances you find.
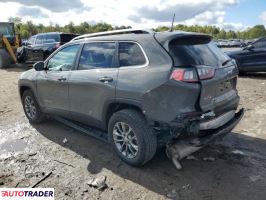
[71,28,154,41]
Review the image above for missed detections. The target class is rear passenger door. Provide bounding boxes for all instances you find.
[68,42,118,127]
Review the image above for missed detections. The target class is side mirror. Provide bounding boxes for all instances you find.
[33,61,45,71]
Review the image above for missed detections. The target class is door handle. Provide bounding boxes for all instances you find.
[58,77,67,81]
[99,77,113,83]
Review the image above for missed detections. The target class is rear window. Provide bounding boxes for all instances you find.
[60,34,78,43]
[119,42,146,67]
[169,38,229,67]
[43,34,60,44]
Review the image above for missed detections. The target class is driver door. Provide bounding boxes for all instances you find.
[36,44,81,116]
[241,38,266,71]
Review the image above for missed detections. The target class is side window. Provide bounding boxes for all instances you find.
[28,36,36,45]
[47,44,80,71]
[78,42,116,70]
[35,35,43,45]
[43,34,60,44]
[119,42,146,67]
[253,39,266,49]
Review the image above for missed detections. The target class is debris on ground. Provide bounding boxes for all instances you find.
[53,159,75,168]
[182,184,191,190]
[87,175,108,191]
[203,157,215,161]
[231,150,245,155]
[31,171,53,188]
[166,189,178,199]
[62,138,68,144]
[185,155,198,160]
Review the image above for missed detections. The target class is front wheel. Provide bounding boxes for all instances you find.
[108,109,157,166]
[22,90,44,123]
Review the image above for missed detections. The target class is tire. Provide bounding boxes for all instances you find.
[22,90,44,123]
[108,109,157,166]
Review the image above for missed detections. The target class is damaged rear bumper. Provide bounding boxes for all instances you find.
[165,108,244,170]
[193,108,244,147]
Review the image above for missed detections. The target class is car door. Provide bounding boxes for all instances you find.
[36,44,81,116]
[68,42,118,128]
[33,34,45,62]
[25,35,36,62]
[241,38,266,72]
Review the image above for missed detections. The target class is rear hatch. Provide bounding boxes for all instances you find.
[155,33,239,113]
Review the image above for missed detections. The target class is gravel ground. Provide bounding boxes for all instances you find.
[0,66,266,200]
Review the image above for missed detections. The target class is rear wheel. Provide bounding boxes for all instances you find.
[22,90,44,123]
[108,109,157,166]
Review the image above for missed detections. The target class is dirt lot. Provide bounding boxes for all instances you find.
[0,66,266,200]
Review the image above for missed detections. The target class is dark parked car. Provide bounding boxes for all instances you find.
[18,29,243,167]
[17,32,79,63]
[227,37,266,72]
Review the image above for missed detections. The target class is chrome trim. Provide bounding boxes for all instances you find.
[200,110,235,130]
[117,41,149,69]
[71,28,154,41]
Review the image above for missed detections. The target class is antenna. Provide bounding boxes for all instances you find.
[170,13,175,32]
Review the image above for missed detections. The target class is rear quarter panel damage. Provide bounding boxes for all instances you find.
[142,80,200,123]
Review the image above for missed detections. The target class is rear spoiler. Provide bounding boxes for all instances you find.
[154,32,212,51]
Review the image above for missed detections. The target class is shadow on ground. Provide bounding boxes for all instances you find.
[1,64,32,72]
[34,119,266,200]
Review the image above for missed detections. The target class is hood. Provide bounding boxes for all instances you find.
[226,49,245,57]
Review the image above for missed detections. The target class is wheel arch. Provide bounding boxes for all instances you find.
[103,99,144,130]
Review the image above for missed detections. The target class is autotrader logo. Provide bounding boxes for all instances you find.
[0,188,54,199]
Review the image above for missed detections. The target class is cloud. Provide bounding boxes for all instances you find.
[260,11,266,25]
[0,0,87,12]
[219,22,247,31]
[129,0,239,23]
[0,0,247,31]
[17,6,48,18]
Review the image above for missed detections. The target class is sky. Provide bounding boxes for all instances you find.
[0,0,265,31]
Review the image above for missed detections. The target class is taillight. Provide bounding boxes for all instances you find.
[170,68,198,82]
[197,67,215,80]
[170,66,215,82]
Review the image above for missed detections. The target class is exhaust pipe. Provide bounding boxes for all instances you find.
[166,140,202,170]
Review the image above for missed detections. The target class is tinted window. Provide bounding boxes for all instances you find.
[60,34,77,43]
[78,42,116,70]
[35,35,44,45]
[43,34,60,44]
[119,42,146,67]
[253,38,266,49]
[47,44,80,71]
[169,39,229,67]
[28,36,36,45]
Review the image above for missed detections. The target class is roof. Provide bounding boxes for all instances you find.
[69,30,211,44]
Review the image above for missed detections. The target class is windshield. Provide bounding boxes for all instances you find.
[169,39,230,68]
[0,23,14,37]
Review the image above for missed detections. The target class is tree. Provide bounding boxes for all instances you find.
[246,25,266,39]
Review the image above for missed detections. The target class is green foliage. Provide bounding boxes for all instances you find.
[7,17,266,39]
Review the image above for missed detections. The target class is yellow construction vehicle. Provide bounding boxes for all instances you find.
[0,22,21,68]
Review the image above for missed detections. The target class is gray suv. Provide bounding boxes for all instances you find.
[18,29,244,167]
